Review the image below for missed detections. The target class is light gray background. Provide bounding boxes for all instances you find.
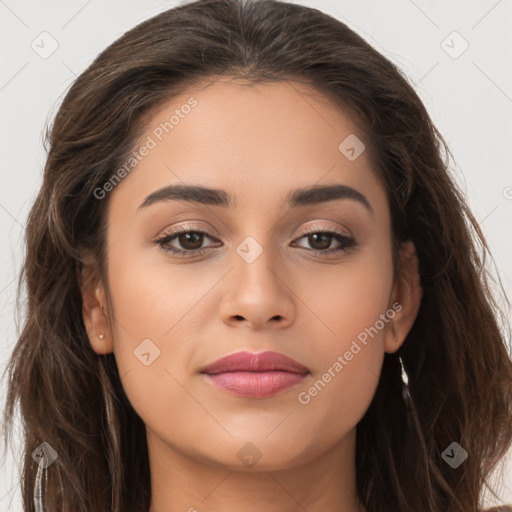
[1,0,511,510]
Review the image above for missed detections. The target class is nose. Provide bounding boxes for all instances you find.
[218,247,296,331]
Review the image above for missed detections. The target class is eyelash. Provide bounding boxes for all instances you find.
[154,224,356,257]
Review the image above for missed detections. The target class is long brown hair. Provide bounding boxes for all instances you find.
[2,0,511,510]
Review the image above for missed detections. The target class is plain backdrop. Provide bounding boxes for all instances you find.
[1,0,511,510]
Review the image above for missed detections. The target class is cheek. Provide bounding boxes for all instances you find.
[306,247,394,349]
[292,248,393,430]
[105,249,210,451]
[104,234,210,365]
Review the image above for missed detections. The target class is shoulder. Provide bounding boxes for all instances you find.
[484,507,512,512]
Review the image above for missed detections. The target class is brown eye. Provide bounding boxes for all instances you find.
[155,227,219,255]
[306,233,333,251]
[176,232,204,250]
[292,227,356,255]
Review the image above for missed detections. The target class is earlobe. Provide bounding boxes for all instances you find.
[78,256,113,355]
[384,240,423,354]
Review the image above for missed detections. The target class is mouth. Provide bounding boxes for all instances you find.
[200,350,310,398]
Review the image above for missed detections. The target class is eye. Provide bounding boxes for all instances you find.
[292,225,356,255]
[154,225,219,256]
[153,224,356,257]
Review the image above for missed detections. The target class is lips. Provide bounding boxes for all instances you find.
[200,350,310,398]
[200,350,310,375]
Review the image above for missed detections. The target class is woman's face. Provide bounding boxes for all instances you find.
[85,78,420,471]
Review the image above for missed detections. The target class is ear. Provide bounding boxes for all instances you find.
[384,240,422,354]
[78,251,113,355]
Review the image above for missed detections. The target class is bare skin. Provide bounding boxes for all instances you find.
[80,78,422,512]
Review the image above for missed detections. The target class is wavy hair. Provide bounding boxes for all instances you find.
[2,0,512,511]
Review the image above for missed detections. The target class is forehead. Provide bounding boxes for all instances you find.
[107,78,387,219]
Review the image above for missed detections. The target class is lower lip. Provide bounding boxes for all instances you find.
[203,371,309,398]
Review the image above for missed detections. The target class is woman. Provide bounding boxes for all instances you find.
[2,0,511,511]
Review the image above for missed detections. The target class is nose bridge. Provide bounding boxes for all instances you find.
[219,229,296,329]
[229,196,281,272]
[229,193,297,292]
[233,231,283,298]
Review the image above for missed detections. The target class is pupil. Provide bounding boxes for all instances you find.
[311,233,331,250]
[181,232,202,249]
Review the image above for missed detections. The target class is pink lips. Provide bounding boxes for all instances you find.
[200,350,310,398]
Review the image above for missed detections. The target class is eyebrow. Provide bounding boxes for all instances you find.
[138,183,373,214]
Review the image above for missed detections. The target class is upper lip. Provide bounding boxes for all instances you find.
[200,350,310,375]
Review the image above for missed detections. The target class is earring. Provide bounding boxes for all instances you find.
[98,334,104,340]
[399,354,412,428]
[33,452,47,512]
[398,355,410,403]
